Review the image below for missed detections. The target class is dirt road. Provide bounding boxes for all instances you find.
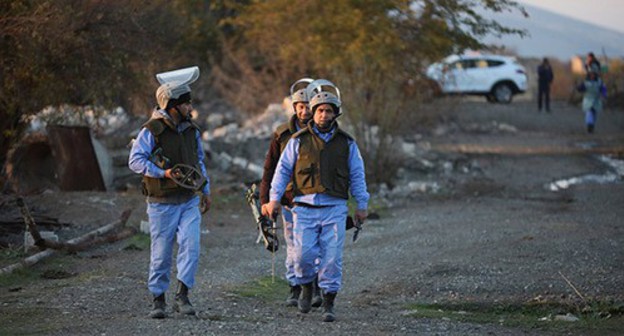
[1,100,623,335]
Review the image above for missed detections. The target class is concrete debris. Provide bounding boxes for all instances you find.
[13,101,459,196]
[26,105,129,136]
[24,231,59,253]
[554,313,579,322]
[546,155,624,191]
[140,220,150,234]
[387,181,441,198]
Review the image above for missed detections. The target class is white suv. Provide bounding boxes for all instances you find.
[426,54,527,103]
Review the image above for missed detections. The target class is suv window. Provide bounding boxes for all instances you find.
[487,60,505,67]
[450,60,484,70]
[461,60,476,69]
[476,59,488,68]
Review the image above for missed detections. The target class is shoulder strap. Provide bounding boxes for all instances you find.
[292,127,310,139]
[143,119,166,144]
[336,127,354,141]
[275,122,290,137]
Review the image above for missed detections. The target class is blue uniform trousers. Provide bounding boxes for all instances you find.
[147,196,201,296]
[291,204,347,293]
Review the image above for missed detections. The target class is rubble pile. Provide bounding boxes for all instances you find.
[6,99,480,203]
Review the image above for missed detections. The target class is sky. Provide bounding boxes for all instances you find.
[517,0,624,34]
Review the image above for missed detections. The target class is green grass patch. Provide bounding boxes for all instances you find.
[228,276,289,302]
[347,195,388,219]
[0,307,68,335]
[211,191,243,211]
[0,253,79,288]
[404,301,624,334]
[0,246,26,263]
[0,267,41,288]
[122,233,150,251]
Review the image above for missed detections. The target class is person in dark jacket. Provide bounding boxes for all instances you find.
[585,52,601,79]
[537,58,554,112]
[259,78,322,308]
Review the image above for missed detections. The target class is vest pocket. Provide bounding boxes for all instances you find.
[160,178,179,192]
[333,169,349,194]
[298,163,317,188]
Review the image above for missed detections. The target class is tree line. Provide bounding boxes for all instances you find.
[0,0,526,185]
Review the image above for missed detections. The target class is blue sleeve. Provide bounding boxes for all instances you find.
[196,130,210,195]
[348,140,369,210]
[269,138,298,202]
[128,128,166,178]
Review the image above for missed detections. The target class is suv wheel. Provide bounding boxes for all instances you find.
[492,83,513,104]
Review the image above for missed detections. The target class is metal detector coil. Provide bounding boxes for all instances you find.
[169,164,207,191]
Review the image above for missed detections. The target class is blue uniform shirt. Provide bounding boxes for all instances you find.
[270,124,369,210]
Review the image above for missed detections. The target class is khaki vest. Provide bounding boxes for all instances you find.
[292,123,352,199]
[142,118,200,198]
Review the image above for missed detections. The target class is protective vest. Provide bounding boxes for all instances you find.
[142,118,200,198]
[292,123,352,199]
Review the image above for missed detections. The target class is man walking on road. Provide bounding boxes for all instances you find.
[265,82,369,322]
[259,78,322,308]
[128,66,211,318]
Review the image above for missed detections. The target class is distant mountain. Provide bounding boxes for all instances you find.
[481,4,624,60]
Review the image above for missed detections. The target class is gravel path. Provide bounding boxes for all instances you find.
[1,100,623,335]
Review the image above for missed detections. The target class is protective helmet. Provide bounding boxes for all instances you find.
[290,78,314,106]
[309,91,341,115]
[156,83,192,110]
[290,78,314,96]
[306,79,341,102]
[154,66,200,110]
[291,89,308,104]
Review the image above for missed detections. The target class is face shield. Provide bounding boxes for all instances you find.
[155,66,200,110]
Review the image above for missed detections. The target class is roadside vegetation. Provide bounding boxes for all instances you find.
[405,301,624,334]
[1,0,527,187]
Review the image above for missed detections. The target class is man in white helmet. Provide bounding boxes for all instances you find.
[259,78,322,308]
[128,67,211,318]
[265,81,369,322]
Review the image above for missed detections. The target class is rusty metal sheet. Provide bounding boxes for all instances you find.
[46,125,106,191]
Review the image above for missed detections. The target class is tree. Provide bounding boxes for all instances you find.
[0,0,221,174]
[213,0,527,184]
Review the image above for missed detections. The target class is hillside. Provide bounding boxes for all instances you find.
[482,3,624,60]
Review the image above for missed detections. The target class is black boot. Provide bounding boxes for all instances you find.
[321,292,337,322]
[298,282,313,313]
[173,281,196,315]
[286,285,301,307]
[587,124,594,133]
[149,293,166,319]
[311,278,322,308]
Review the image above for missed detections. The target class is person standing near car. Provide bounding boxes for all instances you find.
[585,52,601,79]
[265,85,369,322]
[537,58,554,112]
[128,66,211,318]
[577,69,607,133]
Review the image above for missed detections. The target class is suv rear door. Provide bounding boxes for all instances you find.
[442,58,476,93]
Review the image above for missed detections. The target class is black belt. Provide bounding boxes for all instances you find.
[294,202,330,209]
